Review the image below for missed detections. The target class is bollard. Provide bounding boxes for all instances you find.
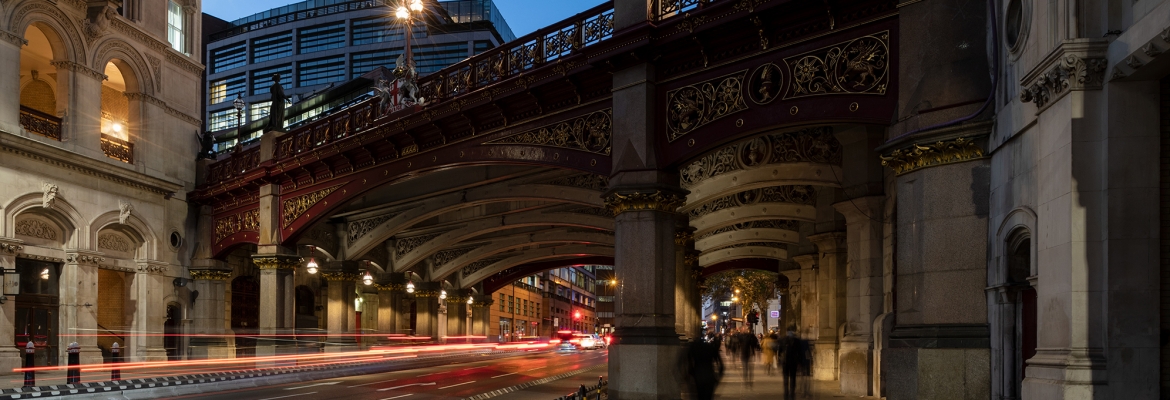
[22,341,35,387]
[110,342,121,381]
[579,384,587,398]
[66,342,80,384]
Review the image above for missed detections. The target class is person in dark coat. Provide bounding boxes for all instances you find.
[737,330,761,387]
[684,337,724,400]
[780,331,804,400]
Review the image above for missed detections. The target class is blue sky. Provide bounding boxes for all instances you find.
[202,0,605,38]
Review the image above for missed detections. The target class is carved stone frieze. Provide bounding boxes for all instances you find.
[462,256,507,277]
[688,186,816,219]
[680,127,840,189]
[137,263,168,274]
[0,242,24,254]
[880,137,986,176]
[348,213,398,243]
[15,219,58,240]
[486,109,611,155]
[252,255,301,270]
[698,219,800,240]
[544,174,609,191]
[282,184,345,228]
[603,190,688,216]
[66,253,105,265]
[97,233,131,252]
[51,60,107,81]
[784,31,889,99]
[1020,54,1106,110]
[666,71,749,142]
[396,232,443,257]
[190,270,232,280]
[214,209,260,243]
[432,244,487,267]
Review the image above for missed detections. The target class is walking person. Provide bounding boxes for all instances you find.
[737,329,761,388]
[762,333,777,375]
[683,334,725,400]
[780,330,801,400]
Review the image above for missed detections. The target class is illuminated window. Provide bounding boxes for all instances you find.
[209,74,245,104]
[249,101,271,124]
[167,1,185,53]
[208,109,238,131]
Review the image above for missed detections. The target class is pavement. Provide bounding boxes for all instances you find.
[0,348,873,399]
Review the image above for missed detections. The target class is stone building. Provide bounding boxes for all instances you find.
[0,0,204,368]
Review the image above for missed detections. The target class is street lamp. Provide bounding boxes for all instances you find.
[439,290,447,300]
[232,94,245,148]
[406,280,415,293]
[305,245,319,274]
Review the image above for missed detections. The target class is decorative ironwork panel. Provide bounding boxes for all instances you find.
[462,255,507,277]
[100,134,134,164]
[666,70,749,142]
[688,185,816,218]
[783,31,890,99]
[282,183,345,228]
[215,209,260,243]
[395,232,443,257]
[19,106,62,141]
[681,127,841,189]
[580,9,614,46]
[485,109,611,155]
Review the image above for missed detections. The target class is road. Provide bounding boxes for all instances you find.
[165,348,608,400]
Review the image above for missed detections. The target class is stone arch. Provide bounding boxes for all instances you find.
[89,210,158,260]
[90,38,153,95]
[3,191,83,249]
[429,229,616,281]
[458,245,615,288]
[7,0,87,64]
[993,206,1037,284]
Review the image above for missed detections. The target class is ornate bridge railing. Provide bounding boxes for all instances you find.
[202,2,616,187]
[19,106,62,141]
[100,134,134,164]
[654,0,726,21]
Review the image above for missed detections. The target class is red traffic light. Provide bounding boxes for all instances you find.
[574,311,582,320]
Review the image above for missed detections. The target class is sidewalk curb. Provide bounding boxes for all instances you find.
[4,349,545,399]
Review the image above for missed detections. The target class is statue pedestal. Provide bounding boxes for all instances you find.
[260,130,285,162]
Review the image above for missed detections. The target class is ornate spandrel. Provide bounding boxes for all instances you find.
[680,127,840,189]
[486,109,611,156]
[880,137,985,176]
[666,70,749,142]
[281,183,345,228]
[783,31,890,99]
[395,232,444,257]
[462,256,507,277]
[432,244,487,267]
[347,212,400,243]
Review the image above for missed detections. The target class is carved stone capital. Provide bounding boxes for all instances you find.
[1019,43,1107,112]
[252,255,301,270]
[190,269,232,280]
[0,239,24,254]
[603,190,687,216]
[879,137,985,176]
[321,271,360,282]
[807,232,846,254]
[0,30,28,47]
[674,230,694,246]
[51,60,107,81]
[136,262,169,274]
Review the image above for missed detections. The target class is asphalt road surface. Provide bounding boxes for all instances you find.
[165,349,609,400]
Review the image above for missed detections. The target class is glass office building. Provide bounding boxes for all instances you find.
[204,0,516,135]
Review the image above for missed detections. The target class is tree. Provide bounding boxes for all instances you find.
[702,269,780,332]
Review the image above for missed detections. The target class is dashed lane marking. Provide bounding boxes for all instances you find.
[490,372,517,379]
[350,378,398,387]
[380,395,414,400]
[438,381,476,390]
[378,382,436,391]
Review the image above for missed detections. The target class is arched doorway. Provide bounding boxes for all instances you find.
[164,303,181,360]
[230,276,259,358]
[1006,234,1036,397]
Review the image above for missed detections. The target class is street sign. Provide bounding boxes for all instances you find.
[769,310,780,319]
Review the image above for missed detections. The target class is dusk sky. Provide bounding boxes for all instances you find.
[202,0,605,38]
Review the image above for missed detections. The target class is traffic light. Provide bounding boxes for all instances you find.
[747,310,759,325]
[574,310,582,320]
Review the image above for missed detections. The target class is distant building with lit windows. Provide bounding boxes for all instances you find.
[202,0,515,142]
[487,265,601,342]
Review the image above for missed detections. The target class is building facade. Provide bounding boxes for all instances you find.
[202,0,514,143]
[0,0,204,368]
[487,266,600,341]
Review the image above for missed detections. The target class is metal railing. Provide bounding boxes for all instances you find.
[100,134,134,164]
[201,2,617,187]
[19,106,62,141]
[654,0,727,20]
[554,376,608,400]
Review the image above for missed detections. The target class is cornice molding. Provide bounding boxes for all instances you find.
[0,30,28,47]
[0,132,182,196]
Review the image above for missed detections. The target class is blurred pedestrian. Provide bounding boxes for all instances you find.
[780,330,804,400]
[761,333,777,375]
[683,337,725,400]
[737,329,761,388]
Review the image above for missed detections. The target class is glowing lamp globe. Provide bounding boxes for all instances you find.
[362,271,373,286]
[406,281,415,293]
[396,6,409,19]
[306,258,319,274]
[409,0,423,12]
[439,290,447,300]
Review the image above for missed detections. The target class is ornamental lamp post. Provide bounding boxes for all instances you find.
[232,95,245,149]
[395,0,424,73]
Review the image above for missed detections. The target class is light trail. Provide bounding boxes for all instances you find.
[437,381,476,389]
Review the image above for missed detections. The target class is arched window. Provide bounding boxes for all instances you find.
[100,61,134,163]
[18,25,64,141]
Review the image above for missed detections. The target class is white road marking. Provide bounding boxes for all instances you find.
[491,372,517,378]
[377,382,436,391]
[284,382,340,390]
[380,395,414,400]
[258,392,317,400]
[415,371,441,377]
[350,378,398,387]
[438,381,476,389]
